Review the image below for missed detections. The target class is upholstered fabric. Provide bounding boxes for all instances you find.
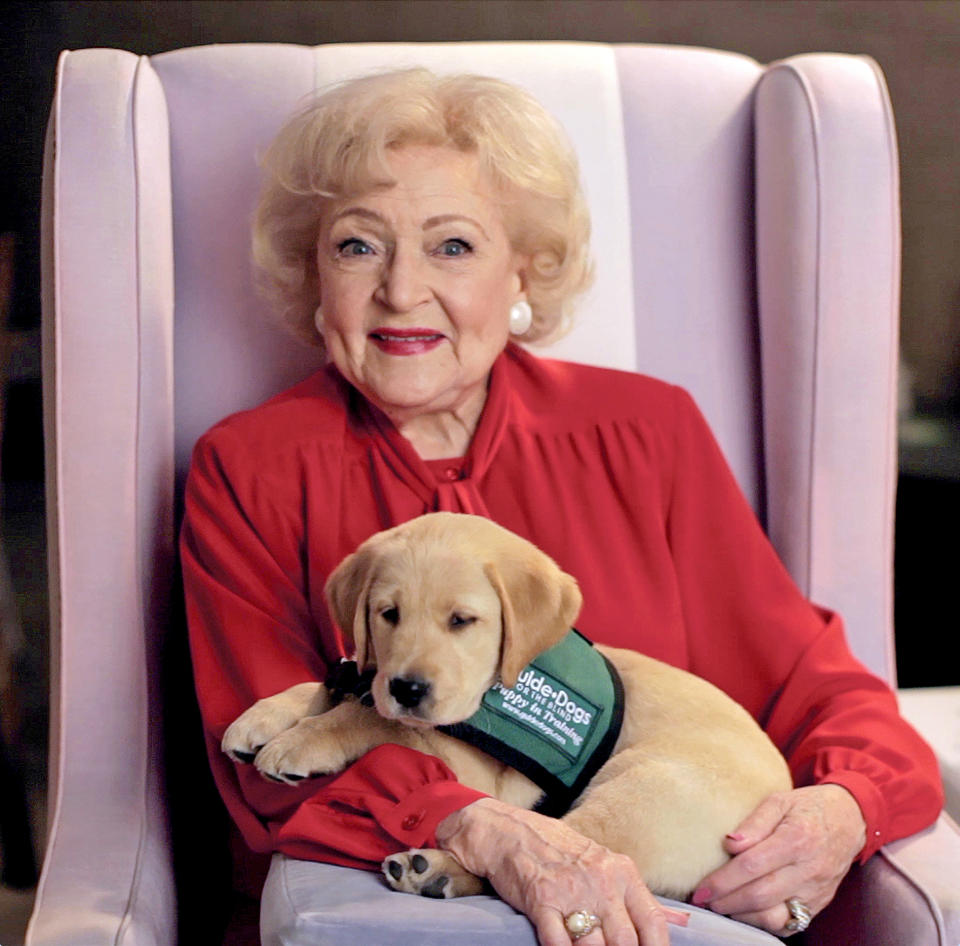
[34,49,176,946]
[898,686,960,820]
[33,40,960,946]
[755,54,901,681]
[883,816,960,944]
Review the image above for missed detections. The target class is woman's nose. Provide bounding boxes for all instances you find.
[375,246,432,312]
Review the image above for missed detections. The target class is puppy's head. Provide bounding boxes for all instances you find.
[325,513,581,726]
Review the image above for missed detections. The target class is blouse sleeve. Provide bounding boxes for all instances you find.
[663,387,943,861]
[180,425,485,870]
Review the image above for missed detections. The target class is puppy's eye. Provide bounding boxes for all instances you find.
[449,613,477,630]
[380,606,400,626]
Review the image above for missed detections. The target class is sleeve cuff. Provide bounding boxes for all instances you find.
[274,744,487,869]
[371,778,488,849]
[818,769,888,862]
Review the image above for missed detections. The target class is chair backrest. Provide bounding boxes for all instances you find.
[33,42,900,946]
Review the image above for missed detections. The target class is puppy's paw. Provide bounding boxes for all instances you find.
[222,684,329,765]
[382,849,484,899]
[222,705,299,765]
[252,718,349,785]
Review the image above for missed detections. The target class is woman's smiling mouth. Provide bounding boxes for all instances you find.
[369,328,446,355]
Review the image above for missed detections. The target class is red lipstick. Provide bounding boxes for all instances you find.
[369,328,445,356]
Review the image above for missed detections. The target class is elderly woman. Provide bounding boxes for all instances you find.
[181,69,942,946]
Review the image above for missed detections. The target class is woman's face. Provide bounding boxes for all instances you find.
[315,145,528,428]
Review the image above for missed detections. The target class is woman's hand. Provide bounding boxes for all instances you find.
[435,797,689,946]
[692,784,867,935]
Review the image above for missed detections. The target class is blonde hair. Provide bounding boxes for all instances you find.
[252,68,594,346]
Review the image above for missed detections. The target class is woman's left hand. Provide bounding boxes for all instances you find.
[692,784,867,935]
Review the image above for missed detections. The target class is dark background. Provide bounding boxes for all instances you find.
[0,0,957,936]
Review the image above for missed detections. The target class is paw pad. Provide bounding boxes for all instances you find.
[419,874,450,898]
[382,848,483,899]
[382,850,452,899]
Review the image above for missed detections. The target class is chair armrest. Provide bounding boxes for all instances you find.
[882,815,960,944]
[808,814,960,945]
[898,687,960,819]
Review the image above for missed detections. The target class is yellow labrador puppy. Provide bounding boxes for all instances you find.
[223,512,791,901]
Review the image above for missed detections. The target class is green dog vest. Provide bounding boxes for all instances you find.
[440,629,624,817]
[326,629,624,817]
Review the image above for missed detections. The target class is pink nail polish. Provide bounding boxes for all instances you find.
[691,886,712,906]
[726,832,745,841]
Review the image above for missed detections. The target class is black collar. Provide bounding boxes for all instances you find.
[325,658,376,707]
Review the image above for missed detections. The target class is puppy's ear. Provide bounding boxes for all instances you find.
[325,547,378,669]
[485,555,582,688]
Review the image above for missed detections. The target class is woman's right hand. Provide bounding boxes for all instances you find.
[435,797,689,946]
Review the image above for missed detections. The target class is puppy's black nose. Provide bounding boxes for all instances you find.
[389,676,431,709]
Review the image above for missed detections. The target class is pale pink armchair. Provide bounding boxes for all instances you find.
[31,42,959,946]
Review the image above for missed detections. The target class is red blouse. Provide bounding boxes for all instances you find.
[180,344,942,880]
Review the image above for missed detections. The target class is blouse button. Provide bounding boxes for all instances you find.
[443,466,462,482]
[401,812,424,831]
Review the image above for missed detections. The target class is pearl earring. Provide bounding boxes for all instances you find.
[314,305,324,334]
[509,300,533,336]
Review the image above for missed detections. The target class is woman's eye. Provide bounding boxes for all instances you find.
[337,238,374,257]
[449,613,477,630]
[437,238,472,258]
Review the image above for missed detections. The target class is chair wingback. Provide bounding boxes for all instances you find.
[34,48,176,946]
[756,54,900,682]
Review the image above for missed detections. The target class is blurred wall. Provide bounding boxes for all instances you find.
[2,0,959,416]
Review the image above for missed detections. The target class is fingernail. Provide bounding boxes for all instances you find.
[691,886,712,906]
[726,832,745,841]
[665,907,690,927]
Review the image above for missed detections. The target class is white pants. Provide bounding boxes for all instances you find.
[260,855,784,946]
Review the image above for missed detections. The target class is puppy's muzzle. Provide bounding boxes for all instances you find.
[389,676,431,709]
